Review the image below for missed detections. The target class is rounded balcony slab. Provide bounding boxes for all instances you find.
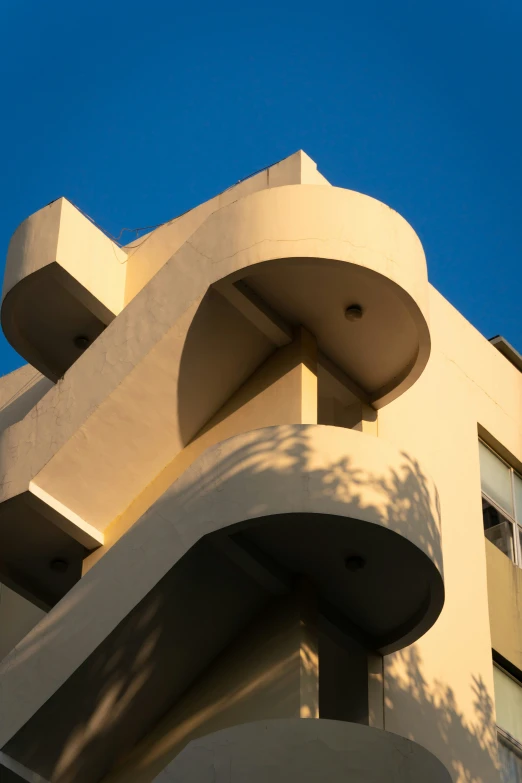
[188,184,431,408]
[154,719,451,783]
[3,185,429,400]
[0,425,444,757]
[165,424,445,654]
[2,198,126,379]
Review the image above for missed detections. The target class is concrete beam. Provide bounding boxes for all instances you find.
[215,278,370,409]
[27,482,104,550]
[211,532,291,595]
[317,350,370,405]
[214,279,293,347]
[0,753,50,783]
[211,532,377,651]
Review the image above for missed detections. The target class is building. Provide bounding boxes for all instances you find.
[0,151,520,783]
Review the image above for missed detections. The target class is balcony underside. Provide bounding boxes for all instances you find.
[0,425,444,783]
[216,256,427,409]
[2,184,430,395]
[0,493,85,609]
[0,184,432,582]
[2,264,113,381]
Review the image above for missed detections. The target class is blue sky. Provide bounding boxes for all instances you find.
[1,0,521,374]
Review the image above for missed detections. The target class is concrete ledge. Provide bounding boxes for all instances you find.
[0,425,444,749]
[0,182,432,541]
[2,198,126,379]
[154,719,452,782]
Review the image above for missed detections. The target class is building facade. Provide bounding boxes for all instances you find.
[0,151,520,782]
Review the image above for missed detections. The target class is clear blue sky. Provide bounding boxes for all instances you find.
[1,0,521,375]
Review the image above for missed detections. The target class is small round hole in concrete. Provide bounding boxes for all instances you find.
[345,555,366,572]
[49,558,69,573]
[344,304,364,321]
[74,335,90,350]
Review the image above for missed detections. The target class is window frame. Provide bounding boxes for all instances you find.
[499,725,522,760]
[480,440,522,568]
[498,728,522,783]
[495,663,522,782]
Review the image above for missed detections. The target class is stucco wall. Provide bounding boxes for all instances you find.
[377,285,522,782]
[84,327,318,571]
[0,365,52,432]
[1,161,521,783]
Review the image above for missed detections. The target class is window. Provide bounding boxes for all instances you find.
[479,441,522,567]
[494,664,522,783]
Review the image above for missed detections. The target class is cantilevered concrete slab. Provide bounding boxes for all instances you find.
[0,161,431,608]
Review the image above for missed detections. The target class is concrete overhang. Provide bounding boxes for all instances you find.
[0,175,432,609]
[155,719,452,783]
[1,152,327,382]
[0,366,101,608]
[2,198,127,380]
[0,425,444,780]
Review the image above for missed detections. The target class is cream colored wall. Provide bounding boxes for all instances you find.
[378,285,522,782]
[83,327,318,572]
[2,157,519,783]
[104,591,318,783]
[0,180,430,557]
[486,540,522,673]
[30,184,427,537]
[0,365,52,432]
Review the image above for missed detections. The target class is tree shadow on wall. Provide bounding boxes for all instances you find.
[0,425,498,783]
[385,644,499,783]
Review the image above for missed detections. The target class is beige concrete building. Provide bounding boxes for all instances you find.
[0,151,521,783]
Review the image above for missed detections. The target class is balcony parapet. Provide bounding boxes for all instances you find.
[0,182,433,609]
[0,424,444,756]
[160,423,444,653]
[193,183,431,408]
[153,719,452,783]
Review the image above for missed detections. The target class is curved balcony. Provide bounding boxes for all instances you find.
[2,198,126,380]
[0,182,432,589]
[0,425,444,779]
[193,184,431,408]
[3,184,429,402]
[155,719,451,782]
[160,423,444,654]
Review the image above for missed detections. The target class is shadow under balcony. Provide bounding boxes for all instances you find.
[1,424,444,783]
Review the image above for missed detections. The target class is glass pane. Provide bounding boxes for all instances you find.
[514,473,522,524]
[494,666,522,745]
[483,499,514,561]
[479,442,514,517]
[498,736,522,783]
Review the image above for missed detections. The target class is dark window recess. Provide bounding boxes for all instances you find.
[483,498,514,561]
